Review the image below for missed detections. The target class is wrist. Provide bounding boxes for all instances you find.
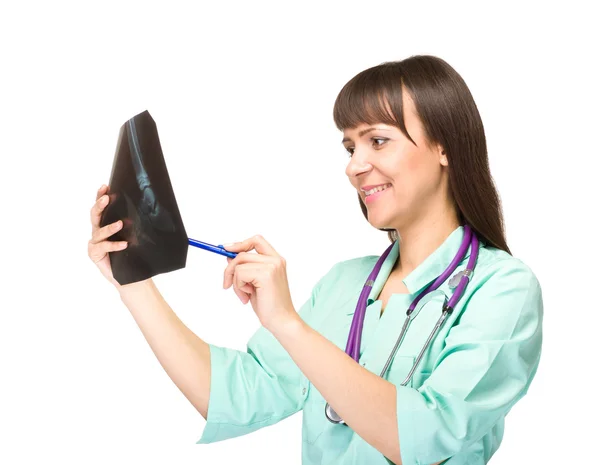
[118,277,155,302]
[268,308,304,341]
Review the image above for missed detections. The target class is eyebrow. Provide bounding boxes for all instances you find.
[341,127,389,144]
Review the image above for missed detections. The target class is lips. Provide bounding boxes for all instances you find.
[360,183,391,192]
[362,183,392,198]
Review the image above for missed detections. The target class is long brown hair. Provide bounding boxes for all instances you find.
[333,55,511,255]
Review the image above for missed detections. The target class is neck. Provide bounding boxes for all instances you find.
[393,204,460,278]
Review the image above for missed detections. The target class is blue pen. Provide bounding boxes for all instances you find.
[188,238,238,259]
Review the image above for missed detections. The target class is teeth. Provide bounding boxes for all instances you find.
[365,184,391,196]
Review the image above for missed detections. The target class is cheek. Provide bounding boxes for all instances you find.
[392,156,422,193]
[392,161,433,205]
[405,154,438,189]
[404,152,423,174]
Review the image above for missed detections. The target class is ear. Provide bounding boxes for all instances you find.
[436,143,448,166]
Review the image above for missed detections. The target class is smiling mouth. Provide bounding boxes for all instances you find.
[363,183,392,197]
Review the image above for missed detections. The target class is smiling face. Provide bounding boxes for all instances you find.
[342,87,449,233]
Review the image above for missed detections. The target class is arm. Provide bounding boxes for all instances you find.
[118,265,337,444]
[118,278,212,419]
[196,264,335,443]
[269,319,446,465]
[269,260,543,465]
[270,306,403,461]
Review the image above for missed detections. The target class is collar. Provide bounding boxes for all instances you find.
[367,225,485,303]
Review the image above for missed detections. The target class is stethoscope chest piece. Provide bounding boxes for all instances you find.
[325,402,345,425]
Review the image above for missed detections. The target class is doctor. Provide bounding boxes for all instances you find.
[88,55,543,465]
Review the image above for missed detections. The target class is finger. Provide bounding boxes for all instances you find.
[90,219,123,244]
[222,235,278,257]
[88,238,128,262]
[96,184,108,202]
[90,194,109,231]
[231,267,255,304]
[232,283,250,304]
[226,261,250,302]
[223,252,274,289]
[234,274,255,296]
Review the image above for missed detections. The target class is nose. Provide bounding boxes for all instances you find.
[345,147,374,180]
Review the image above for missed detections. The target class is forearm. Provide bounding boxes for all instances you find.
[118,278,211,419]
[269,313,401,464]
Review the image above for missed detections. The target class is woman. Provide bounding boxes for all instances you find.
[87,55,543,464]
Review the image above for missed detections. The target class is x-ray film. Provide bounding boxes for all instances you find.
[99,110,188,285]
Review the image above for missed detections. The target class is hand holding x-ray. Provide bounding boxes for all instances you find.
[88,183,128,288]
[87,110,238,286]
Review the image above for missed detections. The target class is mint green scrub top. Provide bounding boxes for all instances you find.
[197,226,544,465]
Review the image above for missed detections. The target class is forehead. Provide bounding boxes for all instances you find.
[341,88,419,141]
[342,123,396,141]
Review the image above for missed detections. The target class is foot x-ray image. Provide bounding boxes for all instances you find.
[100,110,189,285]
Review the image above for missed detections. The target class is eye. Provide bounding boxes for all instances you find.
[344,138,388,158]
[372,137,388,148]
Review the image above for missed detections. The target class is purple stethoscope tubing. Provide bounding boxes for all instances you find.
[325,225,480,425]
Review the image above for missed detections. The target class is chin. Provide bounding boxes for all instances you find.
[368,216,393,230]
[368,210,403,232]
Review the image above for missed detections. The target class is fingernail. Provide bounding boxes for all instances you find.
[223,243,234,248]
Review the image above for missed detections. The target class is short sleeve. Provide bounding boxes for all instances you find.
[197,263,337,444]
[389,260,544,465]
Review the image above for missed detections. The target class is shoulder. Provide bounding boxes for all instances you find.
[308,252,379,302]
[325,252,380,284]
[332,253,380,275]
[471,245,542,297]
[456,246,544,336]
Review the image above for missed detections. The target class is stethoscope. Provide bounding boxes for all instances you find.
[325,224,480,425]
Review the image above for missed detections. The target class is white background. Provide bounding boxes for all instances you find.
[1,1,598,463]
